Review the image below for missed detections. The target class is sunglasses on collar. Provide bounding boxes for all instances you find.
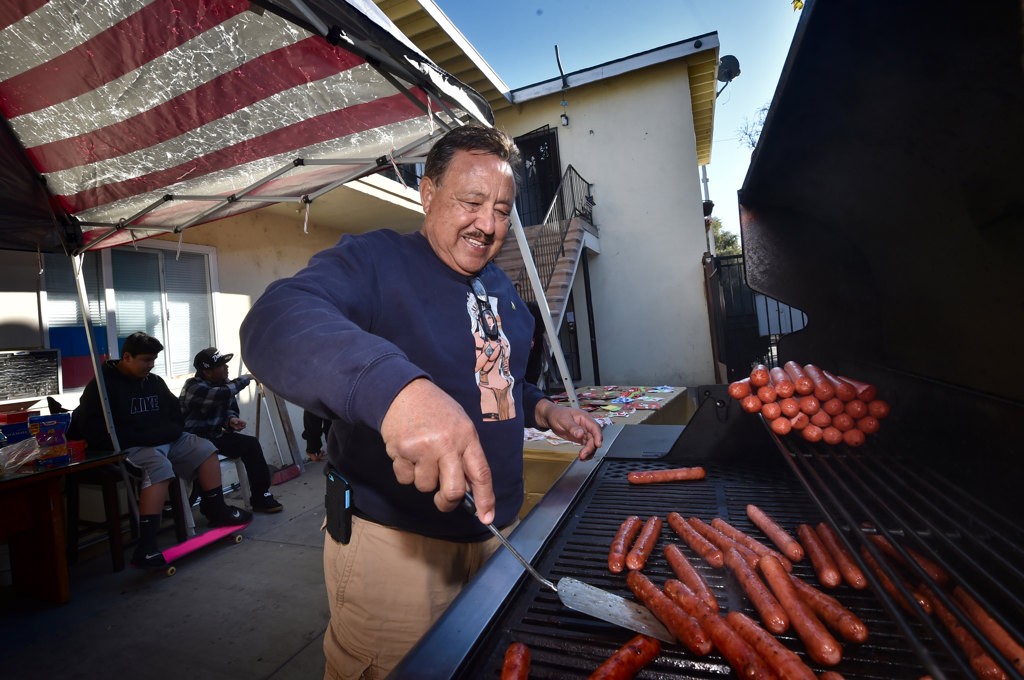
[469,277,500,341]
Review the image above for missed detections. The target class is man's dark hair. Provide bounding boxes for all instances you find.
[122,331,163,357]
[423,125,523,191]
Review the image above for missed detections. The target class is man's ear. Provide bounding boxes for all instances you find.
[419,175,435,213]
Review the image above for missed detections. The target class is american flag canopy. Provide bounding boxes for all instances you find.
[0,0,491,253]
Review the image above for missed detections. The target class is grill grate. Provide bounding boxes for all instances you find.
[455,444,983,679]
[776,429,1024,680]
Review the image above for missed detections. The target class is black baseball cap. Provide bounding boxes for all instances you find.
[194,347,234,370]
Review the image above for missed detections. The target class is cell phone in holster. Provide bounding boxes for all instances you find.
[325,466,352,544]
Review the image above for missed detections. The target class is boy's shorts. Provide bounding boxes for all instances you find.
[124,433,217,489]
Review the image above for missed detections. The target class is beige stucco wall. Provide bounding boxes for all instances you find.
[495,59,716,387]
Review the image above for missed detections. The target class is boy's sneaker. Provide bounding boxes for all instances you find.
[130,547,167,569]
[251,492,283,513]
[202,503,253,527]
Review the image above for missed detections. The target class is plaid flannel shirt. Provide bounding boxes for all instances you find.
[179,374,253,439]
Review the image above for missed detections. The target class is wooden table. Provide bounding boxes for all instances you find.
[0,450,123,604]
[521,386,692,516]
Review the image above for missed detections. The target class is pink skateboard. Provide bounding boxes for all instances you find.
[161,522,250,576]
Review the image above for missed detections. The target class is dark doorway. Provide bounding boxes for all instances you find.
[514,126,562,226]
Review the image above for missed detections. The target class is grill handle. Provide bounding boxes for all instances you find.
[462,492,557,592]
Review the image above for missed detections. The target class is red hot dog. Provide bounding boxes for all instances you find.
[625,516,663,571]
[726,611,817,680]
[803,364,836,402]
[664,543,718,611]
[725,547,789,635]
[626,570,712,655]
[837,375,878,403]
[588,634,661,680]
[815,523,867,589]
[728,378,752,400]
[749,364,771,387]
[790,574,869,643]
[667,512,724,568]
[759,554,843,666]
[783,361,814,395]
[746,504,805,562]
[501,642,530,680]
[663,580,772,680]
[627,467,706,484]
[608,515,642,574]
[797,523,840,588]
[822,370,858,402]
[769,366,795,399]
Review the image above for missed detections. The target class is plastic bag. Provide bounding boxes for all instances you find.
[0,437,43,476]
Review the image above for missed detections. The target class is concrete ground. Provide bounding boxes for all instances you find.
[1,459,331,680]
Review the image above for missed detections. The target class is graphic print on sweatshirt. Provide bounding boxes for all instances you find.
[130,394,161,415]
[466,291,515,421]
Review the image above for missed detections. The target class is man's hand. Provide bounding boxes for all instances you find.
[228,417,246,431]
[379,378,495,524]
[535,400,604,460]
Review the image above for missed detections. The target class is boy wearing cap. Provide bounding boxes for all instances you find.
[73,332,252,568]
[179,347,283,513]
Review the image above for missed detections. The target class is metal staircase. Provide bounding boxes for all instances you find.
[493,165,597,331]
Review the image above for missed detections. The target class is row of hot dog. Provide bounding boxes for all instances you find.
[498,464,1024,679]
[728,362,891,446]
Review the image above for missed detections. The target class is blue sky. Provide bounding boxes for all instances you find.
[433,1,802,240]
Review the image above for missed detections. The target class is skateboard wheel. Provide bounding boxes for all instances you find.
[234,534,243,544]
[166,565,177,576]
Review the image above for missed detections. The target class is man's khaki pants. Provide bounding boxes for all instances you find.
[322,515,509,680]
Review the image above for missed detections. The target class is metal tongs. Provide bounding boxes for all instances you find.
[462,493,673,642]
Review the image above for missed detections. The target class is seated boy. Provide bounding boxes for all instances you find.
[179,347,282,513]
[73,331,252,567]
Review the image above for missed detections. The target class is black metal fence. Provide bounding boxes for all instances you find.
[707,254,807,381]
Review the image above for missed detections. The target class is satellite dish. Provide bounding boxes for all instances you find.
[718,55,741,83]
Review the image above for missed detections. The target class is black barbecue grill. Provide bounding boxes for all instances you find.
[394,0,1023,677]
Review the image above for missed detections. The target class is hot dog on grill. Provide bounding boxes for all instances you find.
[836,374,878,403]
[664,543,718,611]
[750,364,771,387]
[728,378,753,400]
[725,611,817,680]
[587,634,661,680]
[790,574,869,643]
[822,370,858,402]
[783,361,815,395]
[664,580,772,679]
[690,518,761,570]
[667,512,724,568]
[803,364,836,402]
[627,467,706,485]
[625,516,663,571]
[922,585,1008,680]
[952,585,1024,674]
[759,553,843,666]
[626,570,712,655]
[865,532,950,586]
[501,642,530,680]
[815,523,867,589]
[797,523,841,588]
[712,517,793,572]
[769,366,795,398]
[724,546,789,635]
[859,547,933,615]
[608,515,642,574]
[746,504,805,562]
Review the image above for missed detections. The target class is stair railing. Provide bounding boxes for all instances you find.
[512,165,595,305]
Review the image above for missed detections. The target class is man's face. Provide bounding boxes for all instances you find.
[419,149,515,276]
[203,364,230,383]
[120,352,158,379]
